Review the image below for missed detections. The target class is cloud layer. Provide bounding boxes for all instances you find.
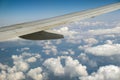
[0,21,120,80]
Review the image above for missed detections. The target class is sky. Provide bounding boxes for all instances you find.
[0,0,120,80]
[0,0,120,26]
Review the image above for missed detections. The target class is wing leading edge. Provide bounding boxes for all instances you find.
[0,2,120,41]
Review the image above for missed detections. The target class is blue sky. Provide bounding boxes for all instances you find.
[0,0,120,26]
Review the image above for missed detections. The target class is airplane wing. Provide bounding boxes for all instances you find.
[0,2,120,41]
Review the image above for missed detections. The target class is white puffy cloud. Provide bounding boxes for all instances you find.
[67,49,75,55]
[0,62,26,80]
[0,70,25,80]
[103,34,115,38]
[0,52,42,80]
[16,47,30,52]
[0,71,6,80]
[7,72,25,80]
[55,40,62,44]
[11,52,41,72]
[0,63,8,70]
[54,27,81,44]
[55,27,78,36]
[64,56,88,77]
[78,53,97,68]
[27,67,43,80]
[26,57,37,63]
[12,55,29,72]
[83,38,98,46]
[85,43,120,56]
[42,41,58,55]
[61,49,75,55]
[61,51,69,55]
[80,65,120,80]
[105,40,113,44]
[88,27,120,36]
[22,52,41,59]
[43,57,64,76]
[43,56,88,78]
[14,61,29,72]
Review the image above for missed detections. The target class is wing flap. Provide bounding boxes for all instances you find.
[19,30,64,40]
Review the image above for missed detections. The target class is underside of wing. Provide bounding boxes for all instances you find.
[19,30,64,40]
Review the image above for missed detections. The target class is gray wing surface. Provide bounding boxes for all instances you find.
[0,2,120,41]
